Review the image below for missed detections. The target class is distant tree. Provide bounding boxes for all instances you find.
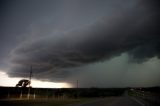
[16,79,30,87]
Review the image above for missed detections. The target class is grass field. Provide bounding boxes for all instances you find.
[0,98,93,106]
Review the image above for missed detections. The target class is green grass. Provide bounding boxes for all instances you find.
[0,98,93,106]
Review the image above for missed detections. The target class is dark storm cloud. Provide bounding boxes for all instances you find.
[8,0,160,81]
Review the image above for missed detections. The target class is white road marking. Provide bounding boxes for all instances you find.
[131,97,145,106]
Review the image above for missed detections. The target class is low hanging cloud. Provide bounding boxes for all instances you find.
[8,0,160,81]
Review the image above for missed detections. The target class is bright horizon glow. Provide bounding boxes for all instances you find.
[0,71,71,88]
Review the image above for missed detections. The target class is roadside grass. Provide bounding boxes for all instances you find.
[0,98,94,106]
[128,91,136,96]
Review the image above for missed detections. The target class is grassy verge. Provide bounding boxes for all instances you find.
[0,98,94,106]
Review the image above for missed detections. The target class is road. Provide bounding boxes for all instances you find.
[68,97,145,106]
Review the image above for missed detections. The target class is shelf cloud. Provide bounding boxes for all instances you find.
[2,0,159,87]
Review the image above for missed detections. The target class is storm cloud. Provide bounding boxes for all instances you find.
[5,0,160,85]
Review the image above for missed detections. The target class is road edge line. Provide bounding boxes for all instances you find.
[130,97,145,106]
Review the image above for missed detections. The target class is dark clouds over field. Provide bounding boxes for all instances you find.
[0,0,160,87]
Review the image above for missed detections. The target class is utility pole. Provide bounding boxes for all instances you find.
[77,80,79,88]
[76,80,79,99]
[28,66,32,99]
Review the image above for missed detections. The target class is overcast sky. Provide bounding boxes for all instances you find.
[0,0,160,88]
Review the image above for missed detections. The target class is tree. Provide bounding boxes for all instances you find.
[16,79,30,87]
